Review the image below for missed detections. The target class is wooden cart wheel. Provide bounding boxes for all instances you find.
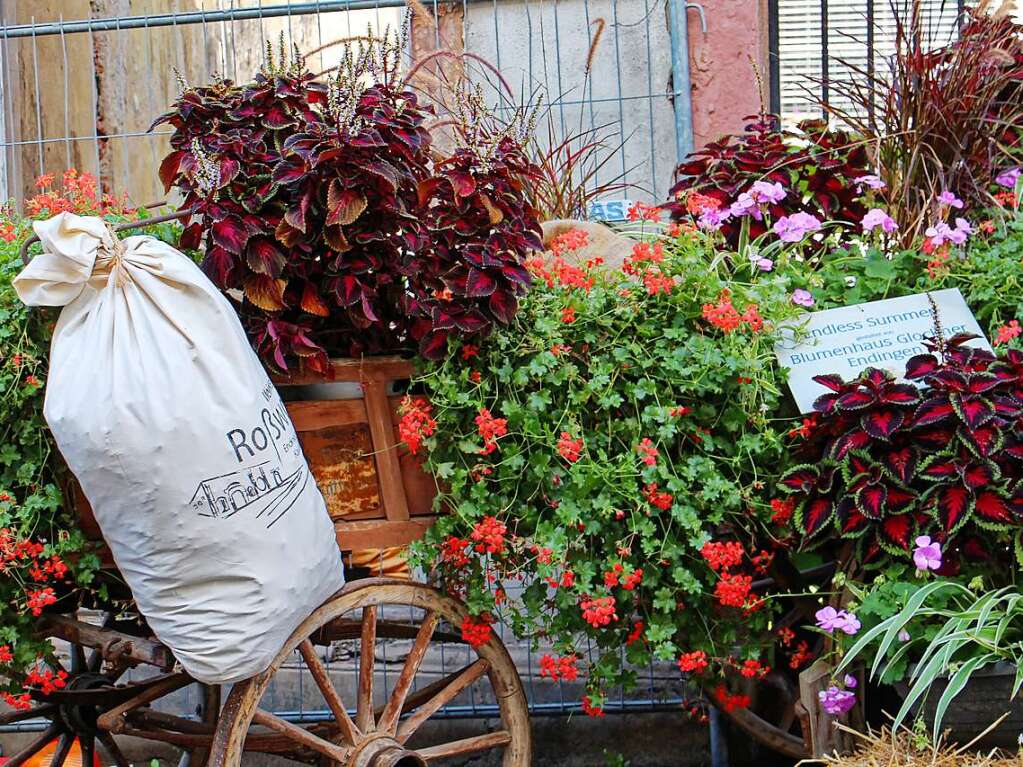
[0,613,218,767]
[208,578,530,767]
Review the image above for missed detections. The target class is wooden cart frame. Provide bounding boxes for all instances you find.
[1,357,531,767]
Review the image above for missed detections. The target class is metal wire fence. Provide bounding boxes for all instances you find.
[0,0,695,213]
[0,0,697,734]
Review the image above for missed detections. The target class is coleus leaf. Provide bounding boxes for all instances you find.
[962,462,994,491]
[489,289,518,325]
[244,274,287,312]
[326,182,368,227]
[212,216,250,255]
[879,383,921,406]
[905,354,939,379]
[933,484,974,535]
[914,395,955,427]
[878,514,915,551]
[779,465,820,494]
[882,446,917,484]
[960,424,1003,459]
[464,268,498,297]
[299,281,330,317]
[159,150,185,192]
[974,490,1013,526]
[798,497,835,540]
[861,408,904,439]
[812,373,847,392]
[919,455,959,481]
[830,428,870,460]
[246,237,286,277]
[860,368,891,390]
[950,393,994,430]
[836,389,876,410]
[855,483,887,520]
[201,245,235,288]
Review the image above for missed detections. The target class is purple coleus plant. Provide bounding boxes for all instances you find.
[153,37,541,370]
[779,334,1023,565]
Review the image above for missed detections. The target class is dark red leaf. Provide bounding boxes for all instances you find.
[211,217,249,255]
[861,408,905,439]
[489,289,518,324]
[856,484,887,520]
[883,447,917,484]
[962,463,994,491]
[879,384,921,406]
[879,514,914,550]
[246,238,285,277]
[975,491,1013,524]
[837,389,876,410]
[812,373,846,392]
[799,497,835,539]
[934,485,973,534]
[905,354,939,379]
[914,395,955,427]
[951,393,994,430]
[830,429,870,460]
[465,268,498,297]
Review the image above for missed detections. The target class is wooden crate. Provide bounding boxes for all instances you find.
[273,356,437,552]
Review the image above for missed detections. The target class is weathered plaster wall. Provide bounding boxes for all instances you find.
[688,0,771,149]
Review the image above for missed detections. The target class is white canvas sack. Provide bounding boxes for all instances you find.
[14,212,345,684]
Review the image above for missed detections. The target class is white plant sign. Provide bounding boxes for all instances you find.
[775,288,992,414]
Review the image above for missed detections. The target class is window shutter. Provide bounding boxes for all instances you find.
[776,1,964,124]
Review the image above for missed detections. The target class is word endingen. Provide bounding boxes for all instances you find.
[775,289,991,413]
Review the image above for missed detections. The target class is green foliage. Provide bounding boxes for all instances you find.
[409,226,806,699]
[839,579,1023,740]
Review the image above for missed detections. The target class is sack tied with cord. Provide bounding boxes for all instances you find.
[13,212,344,684]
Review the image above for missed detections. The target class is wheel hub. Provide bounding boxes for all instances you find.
[57,672,110,736]
[348,735,427,767]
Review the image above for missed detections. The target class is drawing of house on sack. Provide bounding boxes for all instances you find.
[189,461,309,527]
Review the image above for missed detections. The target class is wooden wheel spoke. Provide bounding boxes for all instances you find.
[356,605,376,733]
[49,734,74,767]
[98,732,132,767]
[71,644,87,674]
[396,659,489,743]
[298,639,360,745]
[251,709,348,762]
[79,735,96,767]
[0,703,55,726]
[377,610,438,734]
[4,723,61,767]
[417,730,512,761]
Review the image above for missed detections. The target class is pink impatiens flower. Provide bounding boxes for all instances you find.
[861,208,898,234]
[791,288,815,308]
[913,535,942,572]
[938,190,964,209]
[749,180,787,204]
[819,686,856,716]
[773,212,822,243]
[854,174,886,191]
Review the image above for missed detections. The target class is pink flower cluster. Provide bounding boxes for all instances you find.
[815,606,861,636]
